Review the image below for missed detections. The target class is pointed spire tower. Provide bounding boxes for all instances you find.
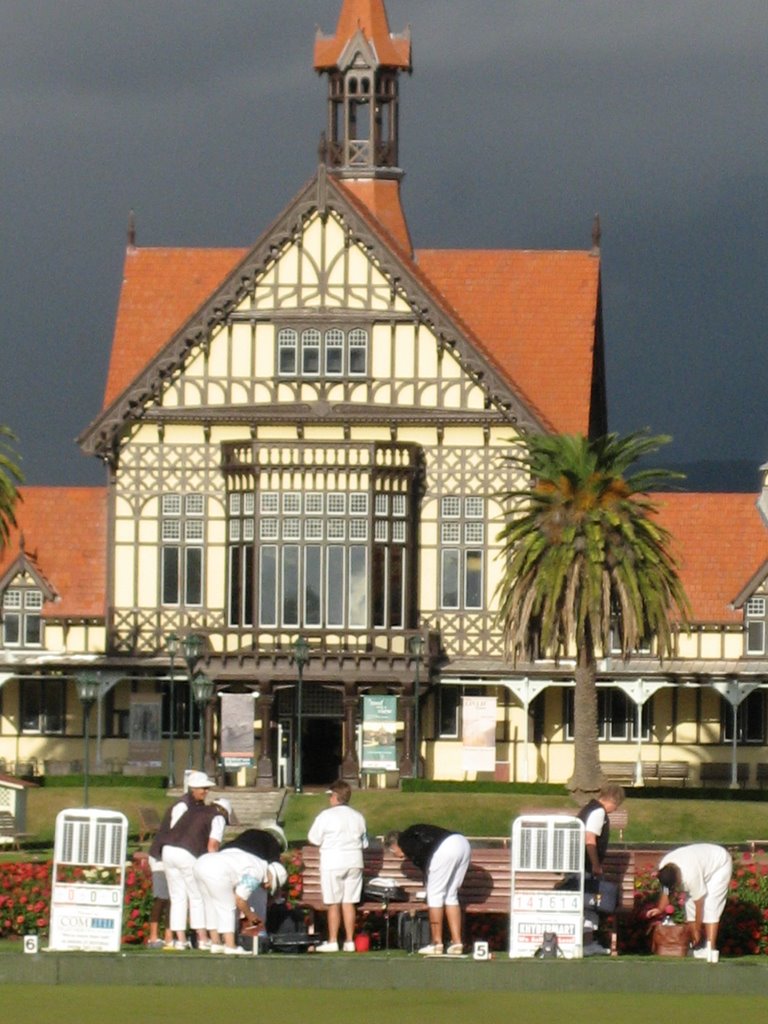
[315,0,413,252]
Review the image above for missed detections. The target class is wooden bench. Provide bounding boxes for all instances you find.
[651,761,690,785]
[700,762,749,787]
[0,810,35,850]
[299,842,635,953]
[601,762,636,785]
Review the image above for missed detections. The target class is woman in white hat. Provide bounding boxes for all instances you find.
[195,831,288,954]
[158,773,230,950]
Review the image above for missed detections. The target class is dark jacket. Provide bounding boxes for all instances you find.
[150,793,217,859]
[577,799,610,872]
[396,824,455,877]
[221,828,281,863]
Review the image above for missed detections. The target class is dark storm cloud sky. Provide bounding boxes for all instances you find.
[2,1,766,488]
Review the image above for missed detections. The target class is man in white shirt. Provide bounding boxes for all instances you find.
[307,779,368,952]
[652,843,733,957]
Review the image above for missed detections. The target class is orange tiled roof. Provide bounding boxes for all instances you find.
[653,492,768,623]
[338,179,413,256]
[416,250,601,436]
[103,247,246,410]
[314,0,411,70]
[0,487,107,619]
[101,241,598,435]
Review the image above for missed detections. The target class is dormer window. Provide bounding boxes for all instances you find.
[2,587,43,647]
[745,596,766,654]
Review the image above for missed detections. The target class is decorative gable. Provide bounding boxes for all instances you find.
[80,173,567,465]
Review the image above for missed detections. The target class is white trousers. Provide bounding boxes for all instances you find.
[195,853,239,936]
[426,834,471,908]
[162,845,206,932]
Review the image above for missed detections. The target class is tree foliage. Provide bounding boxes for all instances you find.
[0,425,23,551]
[495,431,690,796]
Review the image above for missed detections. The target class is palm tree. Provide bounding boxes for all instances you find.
[0,426,23,551]
[495,431,689,799]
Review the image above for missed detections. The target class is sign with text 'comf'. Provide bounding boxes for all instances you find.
[48,808,128,952]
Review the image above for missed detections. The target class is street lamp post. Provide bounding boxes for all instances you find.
[292,637,310,794]
[408,633,424,779]
[75,672,103,808]
[165,633,180,787]
[182,634,205,770]
[191,672,214,771]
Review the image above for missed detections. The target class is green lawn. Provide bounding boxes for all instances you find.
[13,784,768,852]
[281,789,768,846]
[0,986,763,1024]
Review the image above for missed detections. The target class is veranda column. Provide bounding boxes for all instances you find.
[399,692,415,779]
[255,688,275,789]
[340,684,360,786]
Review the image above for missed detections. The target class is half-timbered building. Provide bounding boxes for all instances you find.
[2,0,767,790]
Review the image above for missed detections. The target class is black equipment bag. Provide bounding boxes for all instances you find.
[363,877,408,903]
[397,911,431,953]
[239,903,318,953]
[533,931,563,959]
[583,878,618,914]
[266,903,318,953]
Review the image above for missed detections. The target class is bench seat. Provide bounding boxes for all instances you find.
[298,842,635,954]
[700,762,748,787]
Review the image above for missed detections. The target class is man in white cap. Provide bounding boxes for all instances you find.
[195,832,288,955]
[308,779,368,952]
[158,771,228,950]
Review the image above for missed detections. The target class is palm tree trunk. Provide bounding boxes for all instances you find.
[567,630,605,802]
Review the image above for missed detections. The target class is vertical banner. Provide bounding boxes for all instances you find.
[220,692,255,769]
[461,695,497,772]
[127,693,162,766]
[361,695,398,771]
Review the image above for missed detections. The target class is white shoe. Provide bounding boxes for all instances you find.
[343,941,356,952]
[197,940,211,950]
[418,943,444,955]
[446,943,464,956]
[583,941,610,956]
[692,946,709,959]
[223,945,249,956]
[316,941,339,953]
[209,944,224,954]
[169,940,189,951]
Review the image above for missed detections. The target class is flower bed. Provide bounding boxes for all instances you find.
[0,847,305,945]
[3,848,766,954]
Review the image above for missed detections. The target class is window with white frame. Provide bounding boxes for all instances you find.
[2,587,43,648]
[161,493,204,607]
[228,480,410,632]
[564,687,652,742]
[439,496,484,611]
[20,677,65,733]
[276,327,368,379]
[745,596,767,655]
[721,689,766,744]
[437,684,485,739]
